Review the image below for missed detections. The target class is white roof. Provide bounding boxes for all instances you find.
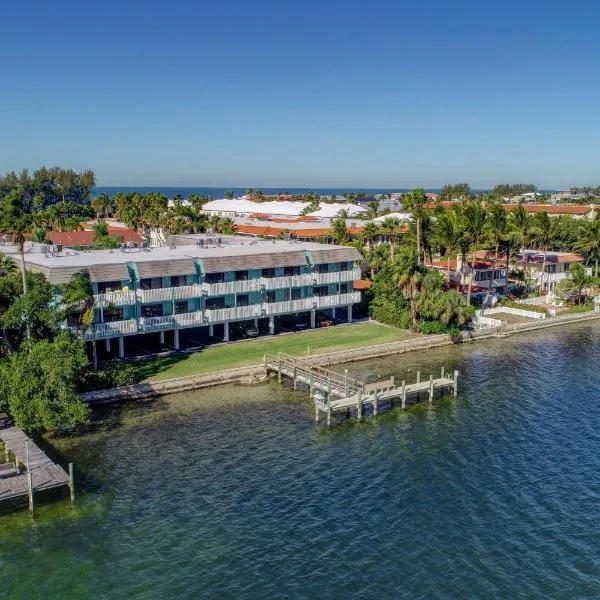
[371,212,412,223]
[202,198,309,216]
[308,203,367,218]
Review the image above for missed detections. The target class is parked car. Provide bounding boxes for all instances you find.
[318,319,334,328]
[244,327,259,338]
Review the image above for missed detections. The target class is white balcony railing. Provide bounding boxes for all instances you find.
[136,284,200,303]
[263,298,316,315]
[83,319,138,340]
[315,292,361,309]
[174,311,205,327]
[204,304,263,323]
[138,315,176,331]
[94,290,137,307]
[313,268,361,285]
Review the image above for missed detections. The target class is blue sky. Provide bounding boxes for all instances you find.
[1,0,599,188]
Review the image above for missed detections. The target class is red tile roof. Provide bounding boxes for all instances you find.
[47,229,144,247]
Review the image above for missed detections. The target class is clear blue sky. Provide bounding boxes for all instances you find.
[1,0,599,188]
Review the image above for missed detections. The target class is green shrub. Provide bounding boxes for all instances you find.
[79,360,138,391]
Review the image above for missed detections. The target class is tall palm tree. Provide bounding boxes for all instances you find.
[574,217,600,276]
[530,211,558,295]
[435,210,461,279]
[332,217,350,245]
[393,247,426,329]
[461,200,487,305]
[380,217,402,259]
[361,222,380,248]
[91,193,112,219]
[485,202,509,267]
[366,200,379,219]
[403,188,428,264]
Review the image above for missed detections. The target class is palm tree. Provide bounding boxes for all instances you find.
[574,217,600,276]
[366,200,379,219]
[361,222,380,248]
[435,210,461,279]
[402,188,428,264]
[225,191,234,200]
[380,217,402,259]
[485,202,509,268]
[336,208,350,220]
[530,212,560,296]
[461,200,487,305]
[91,193,112,219]
[332,217,350,245]
[393,247,426,329]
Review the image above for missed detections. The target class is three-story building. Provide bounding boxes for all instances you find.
[16,235,362,358]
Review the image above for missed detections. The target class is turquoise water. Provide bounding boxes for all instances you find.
[2,323,600,598]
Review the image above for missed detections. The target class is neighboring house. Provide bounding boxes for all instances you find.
[514,250,585,293]
[427,254,508,295]
[11,236,362,358]
[46,229,144,248]
[503,204,595,220]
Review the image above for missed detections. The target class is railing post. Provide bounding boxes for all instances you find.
[344,369,348,396]
[453,370,459,396]
[429,374,434,402]
[277,352,282,383]
[373,389,378,416]
[27,471,34,513]
[416,370,420,384]
[441,366,445,379]
[401,380,406,409]
[357,388,362,421]
[326,380,332,427]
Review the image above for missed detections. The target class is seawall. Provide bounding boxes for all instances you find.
[82,311,600,404]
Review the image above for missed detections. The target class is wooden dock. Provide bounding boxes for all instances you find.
[265,353,458,426]
[0,427,74,511]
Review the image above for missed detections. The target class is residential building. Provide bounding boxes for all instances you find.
[514,250,585,293]
[9,235,362,358]
[427,254,508,295]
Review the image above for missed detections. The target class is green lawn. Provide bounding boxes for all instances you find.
[133,322,418,382]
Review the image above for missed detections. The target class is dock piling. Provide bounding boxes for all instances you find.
[27,472,34,513]
[401,380,406,409]
[441,366,445,378]
[69,463,75,502]
[453,370,459,396]
[429,375,434,402]
[357,389,363,421]
[373,390,378,416]
[416,370,421,384]
[277,352,282,384]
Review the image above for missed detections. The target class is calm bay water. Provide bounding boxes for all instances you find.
[3,323,600,598]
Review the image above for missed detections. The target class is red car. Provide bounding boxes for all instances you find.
[318,319,334,328]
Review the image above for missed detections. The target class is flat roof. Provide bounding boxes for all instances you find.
[0,236,358,270]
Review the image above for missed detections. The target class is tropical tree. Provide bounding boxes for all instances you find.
[574,217,600,276]
[91,193,112,219]
[361,222,380,248]
[366,200,379,219]
[485,202,509,267]
[380,217,402,259]
[435,210,461,278]
[332,217,350,245]
[393,247,427,328]
[224,190,234,200]
[530,211,557,295]
[461,200,487,304]
[402,188,428,264]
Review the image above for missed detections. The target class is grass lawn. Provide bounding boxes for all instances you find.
[133,322,418,382]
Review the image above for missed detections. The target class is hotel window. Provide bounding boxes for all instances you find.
[316,264,329,273]
[291,288,302,300]
[141,304,163,317]
[264,291,276,303]
[171,275,187,287]
[205,272,225,284]
[340,282,350,294]
[284,265,300,276]
[313,286,328,297]
[140,277,162,290]
[262,268,275,278]
[340,261,351,272]
[281,289,291,302]
[175,301,189,314]
[237,294,249,307]
[235,270,249,281]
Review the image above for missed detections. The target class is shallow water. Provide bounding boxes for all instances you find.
[3,323,600,598]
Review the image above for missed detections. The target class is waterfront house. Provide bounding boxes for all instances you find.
[514,250,585,293]
[7,235,362,359]
[427,254,508,296]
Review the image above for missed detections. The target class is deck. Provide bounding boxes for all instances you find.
[265,353,458,426]
[0,427,73,510]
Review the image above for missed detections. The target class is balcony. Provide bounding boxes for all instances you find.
[261,273,315,289]
[204,304,263,323]
[136,284,200,303]
[94,290,137,307]
[138,315,176,332]
[174,311,204,328]
[314,292,362,309]
[313,268,361,285]
[82,319,138,340]
[263,298,315,315]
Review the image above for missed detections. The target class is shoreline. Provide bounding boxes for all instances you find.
[82,310,600,404]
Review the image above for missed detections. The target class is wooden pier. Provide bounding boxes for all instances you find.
[0,427,74,512]
[265,353,458,426]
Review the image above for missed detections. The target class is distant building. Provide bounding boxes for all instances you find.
[515,250,585,293]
